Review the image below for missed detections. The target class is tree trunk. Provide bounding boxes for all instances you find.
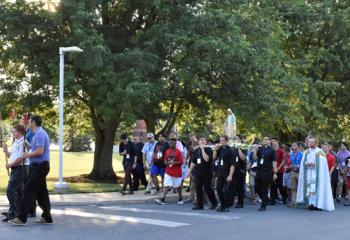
[88,107,119,181]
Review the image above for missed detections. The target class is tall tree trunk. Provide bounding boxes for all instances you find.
[88,107,119,181]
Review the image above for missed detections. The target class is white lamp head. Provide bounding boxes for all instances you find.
[59,46,84,54]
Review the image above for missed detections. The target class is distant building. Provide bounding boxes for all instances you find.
[133,120,147,138]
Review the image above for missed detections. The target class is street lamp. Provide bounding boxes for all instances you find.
[54,46,83,193]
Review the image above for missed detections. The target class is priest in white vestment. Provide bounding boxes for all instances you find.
[296,137,335,211]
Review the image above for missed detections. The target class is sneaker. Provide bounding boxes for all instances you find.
[177,200,185,205]
[144,191,151,195]
[183,199,192,204]
[155,199,165,205]
[8,218,27,226]
[34,217,53,225]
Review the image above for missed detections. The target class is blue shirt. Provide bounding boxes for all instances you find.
[290,151,303,166]
[25,128,35,144]
[30,127,50,164]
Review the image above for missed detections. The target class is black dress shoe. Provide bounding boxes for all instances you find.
[192,206,204,210]
[28,213,37,218]
[259,206,266,211]
[209,204,218,210]
[216,207,229,212]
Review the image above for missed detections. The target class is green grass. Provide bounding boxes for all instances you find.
[0,150,125,194]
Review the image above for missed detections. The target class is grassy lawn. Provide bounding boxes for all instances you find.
[0,150,125,194]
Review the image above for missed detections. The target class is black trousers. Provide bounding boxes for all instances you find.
[19,162,52,223]
[132,164,148,191]
[6,167,23,216]
[122,164,133,191]
[255,173,272,207]
[216,175,234,208]
[271,172,287,203]
[233,172,245,206]
[196,172,217,208]
[24,165,37,215]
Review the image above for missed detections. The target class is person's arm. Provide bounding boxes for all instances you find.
[6,156,24,168]
[189,161,196,177]
[23,133,45,159]
[253,147,259,160]
[329,156,336,175]
[227,165,235,183]
[201,147,210,162]
[2,142,11,158]
[238,148,246,161]
[119,143,126,156]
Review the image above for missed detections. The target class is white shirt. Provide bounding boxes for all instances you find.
[9,137,30,166]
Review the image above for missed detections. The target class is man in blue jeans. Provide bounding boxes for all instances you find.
[9,115,53,226]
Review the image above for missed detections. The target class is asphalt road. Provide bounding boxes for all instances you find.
[1,200,349,240]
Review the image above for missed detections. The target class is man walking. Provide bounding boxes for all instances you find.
[119,133,137,195]
[9,115,53,225]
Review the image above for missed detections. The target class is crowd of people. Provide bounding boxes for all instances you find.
[119,132,350,212]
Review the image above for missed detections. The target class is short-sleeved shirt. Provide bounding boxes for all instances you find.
[164,148,183,178]
[290,151,303,167]
[256,146,276,177]
[192,147,213,175]
[233,148,247,175]
[326,153,336,172]
[142,141,157,164]
[153,142,167,168]
[275,147,285,173]
[30,127,50,164]
[135,142,144,164]
[9,137,30,166]
[119,141,136,165]
[215,146,235,177]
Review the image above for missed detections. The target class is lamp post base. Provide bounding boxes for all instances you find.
[54,182,69,194]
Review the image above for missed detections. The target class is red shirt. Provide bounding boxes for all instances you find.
[326,153,336,172]
[275,147,285,173]
[284,153,291,171]
[164,148,183,178]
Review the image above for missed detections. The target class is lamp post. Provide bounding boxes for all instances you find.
[54,46,83,193]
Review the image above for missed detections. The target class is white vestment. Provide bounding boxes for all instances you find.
[296,147,335,211]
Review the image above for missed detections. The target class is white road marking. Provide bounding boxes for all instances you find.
[100,206,241,221]
[51,209,190,228]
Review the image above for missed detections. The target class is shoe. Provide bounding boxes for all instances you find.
[192,206,204,210]
[216,207,229,212]
[209,204,218,210]
[8,218,27,226]
[336,198,340,203]
[258,206,266,211]
[287,203,296,208]
[28,213,36,218]
[177,200,185,205]
[183,199,192,204]
[1,211,8,216]
[127,191,134,195]
[344,202,350,206]
[155,199,165,205]
[235,204,243,209]
[34,217,53,225]
[144,191,151,195]
[119,190,126,196]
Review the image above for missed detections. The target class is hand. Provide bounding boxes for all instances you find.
[273,173,278,181]
[23,152,30,159]
[133,163,137,169]
[5,163,11,169]
[226,176,232,183]
[23,141,30,149]
[2,142,8,152]
[122,150,127,155]
[214,144,221,151]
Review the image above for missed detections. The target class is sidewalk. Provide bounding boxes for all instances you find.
[0,191,190,207]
